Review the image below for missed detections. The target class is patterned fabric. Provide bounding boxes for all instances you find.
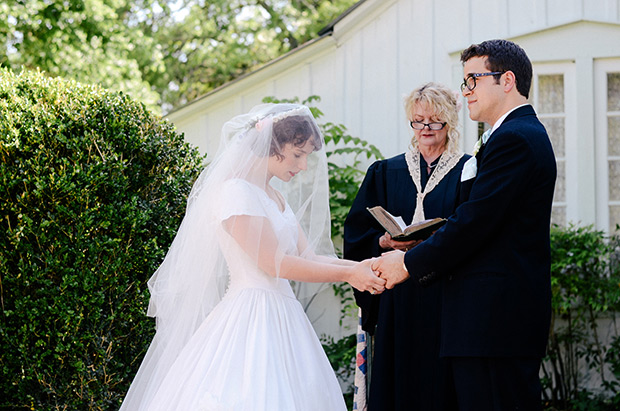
[405,148,464,223]
[353,307,368,411]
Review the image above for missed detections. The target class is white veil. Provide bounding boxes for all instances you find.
[120,103,334,410]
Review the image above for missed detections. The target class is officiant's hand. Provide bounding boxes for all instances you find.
[379,232,422,252]
[347,259,386,294]
[372,250,410,289]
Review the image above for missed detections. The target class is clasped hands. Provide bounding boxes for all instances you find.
[365,233,417,294]
[352,252,413,295]
[368,250,411,293]
[351,233,419,295]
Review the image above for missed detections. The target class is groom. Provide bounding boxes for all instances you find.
[372,39,556,410]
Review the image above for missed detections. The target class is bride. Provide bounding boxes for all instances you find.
[119,103,386,410]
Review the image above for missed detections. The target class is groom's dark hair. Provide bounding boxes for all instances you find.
[461,39,533,99]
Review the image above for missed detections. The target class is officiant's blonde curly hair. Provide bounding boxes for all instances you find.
[404,82,462,155]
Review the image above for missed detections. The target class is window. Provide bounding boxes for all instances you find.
[529,63,576,227]
[537,74,566,226]
[608,73,620,233]
[596,59,620,234]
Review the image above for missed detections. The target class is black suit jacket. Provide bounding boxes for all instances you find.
[404,105,556,358]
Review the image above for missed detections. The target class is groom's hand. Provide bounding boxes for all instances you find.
[348,259,386,294]
[373,250,410,289]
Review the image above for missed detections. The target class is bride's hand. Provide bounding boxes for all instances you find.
[346,259,386,294]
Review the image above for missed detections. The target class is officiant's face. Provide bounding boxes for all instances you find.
[411,102,448,152]
[268,138,315,182]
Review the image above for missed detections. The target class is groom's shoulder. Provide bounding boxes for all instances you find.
[499,107,547,137]
[495,112,554,161]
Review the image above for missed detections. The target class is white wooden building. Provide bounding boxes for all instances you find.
[166,0,620,338]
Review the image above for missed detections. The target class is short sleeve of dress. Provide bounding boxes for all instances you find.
[215,179,269,222]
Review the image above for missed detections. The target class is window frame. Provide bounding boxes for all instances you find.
[530,62,577,227]
[594,58,620,233]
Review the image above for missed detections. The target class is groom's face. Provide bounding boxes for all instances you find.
[462,56,505,126]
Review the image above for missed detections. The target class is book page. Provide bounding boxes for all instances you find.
[367,207,446,241]
[403,218,440,235]
[392,215,407,231]
[367,206,405,236]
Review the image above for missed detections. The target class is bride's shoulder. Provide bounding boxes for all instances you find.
[218,178,265,206]
[220,178,256,195]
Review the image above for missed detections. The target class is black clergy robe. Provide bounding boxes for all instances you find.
[344,151,469,411]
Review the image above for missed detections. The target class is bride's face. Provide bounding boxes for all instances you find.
[268,138,315,182]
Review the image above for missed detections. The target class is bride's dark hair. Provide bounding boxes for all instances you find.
[271,115,322,160]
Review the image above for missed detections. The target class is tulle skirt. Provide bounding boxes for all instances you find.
[147,287,347,411]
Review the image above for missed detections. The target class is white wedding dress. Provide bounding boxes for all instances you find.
[146,179,347,411]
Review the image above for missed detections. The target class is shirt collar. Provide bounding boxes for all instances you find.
[488,103,530,138]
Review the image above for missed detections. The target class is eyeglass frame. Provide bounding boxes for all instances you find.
[409,121,447,130]
[460,71,505,92]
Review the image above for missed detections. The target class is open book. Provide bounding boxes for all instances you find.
[366,206,447,242]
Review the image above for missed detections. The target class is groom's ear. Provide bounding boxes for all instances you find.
[503,71,517,93]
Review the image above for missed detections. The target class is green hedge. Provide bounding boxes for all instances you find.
[543,224,620,410]
[0,68,204,409]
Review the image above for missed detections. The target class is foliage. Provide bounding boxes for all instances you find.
[0,0,163,110]
[542,224,620,410]
[1,0,358,113]
[154,0,358,112]
[0,68,204,409]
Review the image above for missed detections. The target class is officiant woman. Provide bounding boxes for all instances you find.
[344,82,470,410]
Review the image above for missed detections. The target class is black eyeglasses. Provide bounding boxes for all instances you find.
[410,121,447,130]
[460,71,505,92]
